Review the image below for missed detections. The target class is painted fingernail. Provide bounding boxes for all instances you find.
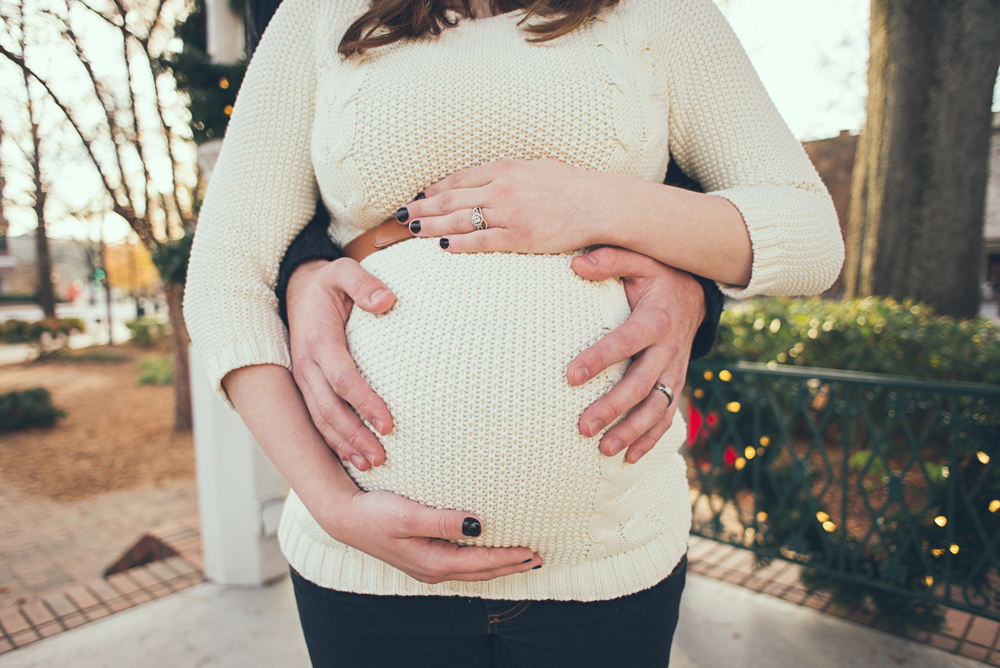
[415,191,426,200]
[574,367,589,384]
[609,439,624,455]
[409,220,421,234]
[396,207,409,223]
[462,518,481,537]
[589,419,604,436]
[369,288,388,303]
[350,455,366,469]
[371,417,385,434]
[581,254,597,266]
[522,558,533,564]
[532,565,542,570]
[440,238,450,250]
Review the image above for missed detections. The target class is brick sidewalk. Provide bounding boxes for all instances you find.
[0,479,197,609]
[0,517,203,654]
[3,510,999,664]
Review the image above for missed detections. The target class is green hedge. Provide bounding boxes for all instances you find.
[126,319,170,347]
[138,356,174,386]
[0,387,66,430]
[704,297,1000,384]
[0,318,87,344]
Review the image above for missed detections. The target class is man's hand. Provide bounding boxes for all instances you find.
[568,247,706,463]
[287,258,396,471]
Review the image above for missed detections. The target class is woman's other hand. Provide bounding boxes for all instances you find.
[332,490,541,584]
[286,258,396,471]
[568,247,705,464]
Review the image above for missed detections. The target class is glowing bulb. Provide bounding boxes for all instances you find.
[950,544,960,554]
[703,371,714,381]
[745,447,756,460]
[816,512,830,522]
[694,389,705,398]
[727,402,741,413]
[822,521,836,533]
[759,436,770,446]
[978,452,990,464]
[223,105,233,115]
[756,512,768,523]
[989,500,1000,513]
[924,576,934,587]
[931,549,944,557]
[719,370,732,382]
[735,457,746,470]
[934,516,947,527]
[219,76,229,89]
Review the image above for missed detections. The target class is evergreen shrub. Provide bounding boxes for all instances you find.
[0,387,66,430]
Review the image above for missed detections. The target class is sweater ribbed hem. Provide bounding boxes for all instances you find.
[277,459,693,602]
[706,186,785,300]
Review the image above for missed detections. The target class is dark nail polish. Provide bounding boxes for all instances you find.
[462,518,481,537]
[396,207,409,223]
[415,191,426,200]
[522,559,532,564]
[409,220,421,234]
[440,238,450,250]
[532,565,542,570]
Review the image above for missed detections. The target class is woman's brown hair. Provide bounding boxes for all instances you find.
[339,0,621,55]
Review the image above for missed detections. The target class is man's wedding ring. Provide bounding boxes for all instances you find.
[656,384,674,407]
[471,207,488,231]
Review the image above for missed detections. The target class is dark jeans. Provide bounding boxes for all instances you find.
[290,553,686,668]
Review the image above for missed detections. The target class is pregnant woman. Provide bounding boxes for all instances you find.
[183,0,844,665]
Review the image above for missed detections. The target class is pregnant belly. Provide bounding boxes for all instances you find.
[345,238,637,564]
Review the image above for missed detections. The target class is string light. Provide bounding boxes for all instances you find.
[822,521,836,532]
[759,436,770,446]
[719,370,732,382]
[934,516,947,527]
[727,402,741,413]
[950,544,960,554]
[816,512,829,522]
[756,511,768,523]
[735,457,746,470]
[932,548,944,557]
[745,447,755,460]
[990,500,1000,513]
[219,76,229,89]
[703,371,714,381]
[694,389,705,398]
[223,105,233,115]
[925,575,934,587]
[977,452,990,464]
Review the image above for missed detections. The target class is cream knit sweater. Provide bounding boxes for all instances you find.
[184,0,843,601]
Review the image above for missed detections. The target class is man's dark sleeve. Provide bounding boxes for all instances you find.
[246,0,343,328]
[662,159,725,362]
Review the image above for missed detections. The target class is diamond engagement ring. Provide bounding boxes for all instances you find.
[471,207,488,231]
[656,384,674,407]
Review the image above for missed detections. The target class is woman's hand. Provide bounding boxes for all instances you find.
[286,258,397,471]
[568,247,705,464]
[397,158,622,254]
[330,490,541,584]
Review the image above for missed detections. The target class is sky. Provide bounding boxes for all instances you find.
[4,0,1000,242]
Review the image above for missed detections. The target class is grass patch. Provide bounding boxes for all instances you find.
[138,355,174,386]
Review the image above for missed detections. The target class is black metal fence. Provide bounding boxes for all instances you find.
[685,361,1000,619]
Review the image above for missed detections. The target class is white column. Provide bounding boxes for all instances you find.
[205,0,245,64]
[190,346,288,585]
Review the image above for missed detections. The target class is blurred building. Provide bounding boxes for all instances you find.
[2,233,91,299]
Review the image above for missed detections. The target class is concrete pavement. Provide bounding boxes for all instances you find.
[0,572,977,668]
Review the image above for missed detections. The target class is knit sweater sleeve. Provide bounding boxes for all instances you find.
[183,0,324,406]
[654,0,844,298]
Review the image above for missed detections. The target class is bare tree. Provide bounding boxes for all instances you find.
[843,0,1000,318]
[0,0,198,428]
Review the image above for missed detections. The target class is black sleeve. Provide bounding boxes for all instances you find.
[274,203,342,327]
[245,0,344,328]
[662,158,725,362]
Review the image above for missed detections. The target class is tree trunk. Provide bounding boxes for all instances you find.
[27,83,55,319]
[843,0,1000,318]
[164,283,192,431]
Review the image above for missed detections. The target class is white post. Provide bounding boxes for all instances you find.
[205,0,245,64]
[190,346,288,585]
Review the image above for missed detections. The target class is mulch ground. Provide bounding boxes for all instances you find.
[0,346,195,502]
